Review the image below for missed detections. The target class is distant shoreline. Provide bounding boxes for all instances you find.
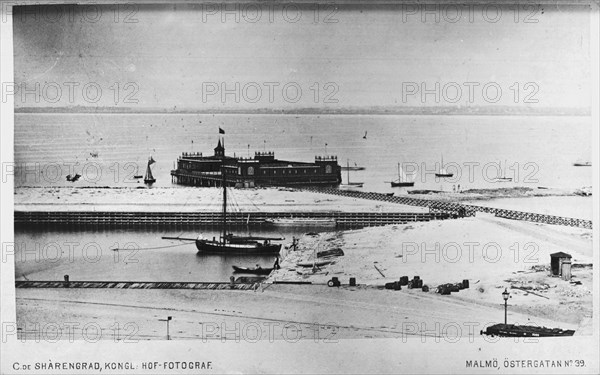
[14,106,591,117]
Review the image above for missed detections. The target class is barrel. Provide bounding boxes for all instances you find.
[413,276,420,281]
[393,281,401,291]
[349,277,356,286]
[422,285,429,292]
[407,280,413,289]
[462,279,469,289]
[400,276,409,286]
[416,279,423,288]
[332,277,339,283]
[385,282,395,290]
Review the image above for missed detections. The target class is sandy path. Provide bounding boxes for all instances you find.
[16,285,576,342]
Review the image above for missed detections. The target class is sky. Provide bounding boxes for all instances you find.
[11,3,592,112]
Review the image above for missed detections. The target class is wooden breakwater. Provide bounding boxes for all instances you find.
[300,188,593,229]
[14,211,450,228]
[15,280,258,290]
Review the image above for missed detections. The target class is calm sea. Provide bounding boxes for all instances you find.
[14,113,593,192]
[14,227,308,282]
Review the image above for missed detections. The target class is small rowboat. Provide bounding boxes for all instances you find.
[296,260,334,268]
[232,266,274,275]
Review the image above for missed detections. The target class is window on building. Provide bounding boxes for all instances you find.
[248,167,254,175]
[325,165,332,174]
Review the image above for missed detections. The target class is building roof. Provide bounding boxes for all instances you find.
[550,252,572,258]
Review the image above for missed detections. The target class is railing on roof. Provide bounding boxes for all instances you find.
[315,155,338,162]
[181,152,203,157]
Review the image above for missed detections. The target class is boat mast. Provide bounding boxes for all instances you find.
[347,159,350,184]
[222,166,227,244]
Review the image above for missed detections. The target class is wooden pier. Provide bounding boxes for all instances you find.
[15,280,258,290]
[300,188,593,229]
[14,211,449,228]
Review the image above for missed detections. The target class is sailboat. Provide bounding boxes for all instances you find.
[391,163,415,187]
[195,169,283,255]
[341,161,366,171]
[573,160,592,167]
[435,155,453,178]
[341,159,364,187]
[144,156,156,184]
[495,160,512,182]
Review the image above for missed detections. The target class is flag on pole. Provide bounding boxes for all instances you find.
[219,127,225,134]
[149,156,156,165]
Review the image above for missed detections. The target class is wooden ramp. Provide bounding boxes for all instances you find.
[15,280,258,290]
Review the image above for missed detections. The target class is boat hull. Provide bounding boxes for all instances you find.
[341,183,364,188]
[296,260,334,267]
[264,219,337,227]
[196,240,281,255]
[341,167,365,171]
[481,323,575,337]
[391,181,415,187]
[232,266,274,275]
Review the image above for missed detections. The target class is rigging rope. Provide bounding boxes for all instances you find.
[111,241,195,252]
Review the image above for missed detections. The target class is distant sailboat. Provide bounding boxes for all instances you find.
[341,159,364,187]
[133,165,143,179]
[391,163,415,187]
[144,156,156,184]
[435,155,453,178]
[495,160,512,182]
[341,161,366,171]
[573,160,592,167]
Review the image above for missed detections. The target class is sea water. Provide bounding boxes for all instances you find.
[14,113,593,192]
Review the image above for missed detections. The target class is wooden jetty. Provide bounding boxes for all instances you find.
[14,189,591,230]
[14,211,449,228]
[299,187,593,229]
[16,280,258,290]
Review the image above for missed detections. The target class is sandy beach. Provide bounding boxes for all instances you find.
[271,215,593,328]
[14,186,592,219]
[14,187,428,213]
